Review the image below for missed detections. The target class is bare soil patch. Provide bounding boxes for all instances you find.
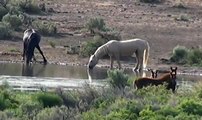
[1,0,202,73]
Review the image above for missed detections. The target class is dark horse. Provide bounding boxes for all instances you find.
[134,67,177,92]
[22,29,47,65]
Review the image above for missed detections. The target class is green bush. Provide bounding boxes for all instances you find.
[18,102,42,119]
[107,70,129,89]
[187,48,202,66]
[0,6,8,20]
[0,23,12,39]
[79,36,106,57]
[2,13,22,30]
[170,45,188,64]
[85,17,109,34]
[34,93,63,108]
[178,99,202,115]
[35,106,80,120]
[170,46,202,66]
[32,20,57,36]
[7,0,41,14]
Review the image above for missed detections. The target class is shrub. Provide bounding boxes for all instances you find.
[107,70,129,89]
[170,45,188,64]
[187,48,202,66]
[8,0,41,14]
[18,102,42,119]
[34,93,63,108]
[2,13,22,30]
[175,14,190,22]
[35,106,80,120]
[0,6,8,20]
[79,36,106,57]
[85,17,109,34]
[48,41,56,48]
[0,22,12,39]
[139,108,156,119]
[32,20,57,36]
[178,99,202,115]
[157,106,179,117]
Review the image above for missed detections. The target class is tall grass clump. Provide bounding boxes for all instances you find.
[170,45,188,64]
[32,20,57,36]
[107,70,129,89]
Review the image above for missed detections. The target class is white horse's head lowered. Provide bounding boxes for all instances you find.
[88,54,98,69]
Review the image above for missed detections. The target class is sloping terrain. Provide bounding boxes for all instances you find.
[1,0,202,71]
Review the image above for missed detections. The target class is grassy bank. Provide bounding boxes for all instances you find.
[0,70,202,119]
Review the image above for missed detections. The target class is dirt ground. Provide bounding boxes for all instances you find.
[1,0,202,73]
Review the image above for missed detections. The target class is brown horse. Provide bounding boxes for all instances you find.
[134,67,177,92]
[23,29,47,65]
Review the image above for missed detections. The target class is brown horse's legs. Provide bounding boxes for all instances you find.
[36,45,47,64]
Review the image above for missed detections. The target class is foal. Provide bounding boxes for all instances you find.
[134,67,177,92]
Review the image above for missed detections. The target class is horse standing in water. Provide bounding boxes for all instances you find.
[22,29,47,65]
[88,39,150,71]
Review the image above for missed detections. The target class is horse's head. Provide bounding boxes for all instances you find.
[88,55,98,69]
[169,67,178,92]
[170,67,177,79]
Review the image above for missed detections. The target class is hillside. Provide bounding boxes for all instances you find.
[0,0,202,70]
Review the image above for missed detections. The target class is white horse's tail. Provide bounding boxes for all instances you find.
[143,42,150,69]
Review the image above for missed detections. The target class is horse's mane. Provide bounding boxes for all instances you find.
[94,43,108,59]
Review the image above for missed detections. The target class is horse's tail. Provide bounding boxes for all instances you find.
[143,41,150,69]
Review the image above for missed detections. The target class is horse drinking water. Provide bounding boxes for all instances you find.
[88,39,150,71]
[22,29,47,65]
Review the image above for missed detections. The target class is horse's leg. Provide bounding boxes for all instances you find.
[133,51,139,71]
[138,50,144,71]
[22,41,27,61]
[115,54,121,69]
[36,45,47,64]
[110,56,114,69]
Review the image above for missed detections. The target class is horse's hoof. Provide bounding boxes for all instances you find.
[133,68,138,72]
[43,61,48,65]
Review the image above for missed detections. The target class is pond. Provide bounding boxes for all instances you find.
[0,62,201,91]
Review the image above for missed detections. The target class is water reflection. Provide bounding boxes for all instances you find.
[0,62,202,91]
[21,64,47,77]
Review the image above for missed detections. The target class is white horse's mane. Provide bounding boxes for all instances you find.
[94,43,108,59]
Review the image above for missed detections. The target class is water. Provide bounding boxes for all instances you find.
[0,62,202,91]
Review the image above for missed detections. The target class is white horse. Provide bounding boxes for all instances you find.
[88,38,150,71]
